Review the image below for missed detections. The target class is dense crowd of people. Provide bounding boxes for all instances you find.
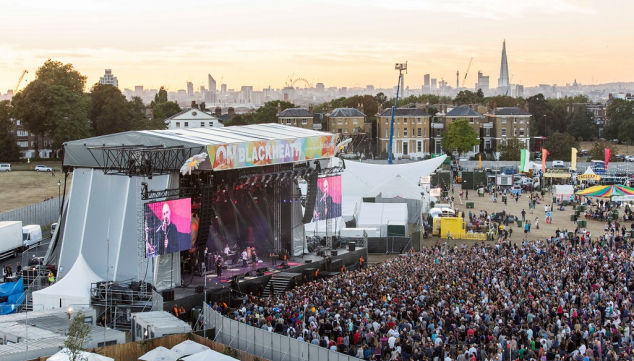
[215,233,634,360]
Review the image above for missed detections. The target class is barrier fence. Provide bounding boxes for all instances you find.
[0,196,61,226]
[204,304,364,361]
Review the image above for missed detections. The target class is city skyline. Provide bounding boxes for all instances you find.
[2,0,634,92]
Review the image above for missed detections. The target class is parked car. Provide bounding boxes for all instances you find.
[625,155,634,162]
[615,155,625,162]
[0,163,11,172]
[34,165,53,172]
[552,160,565,168]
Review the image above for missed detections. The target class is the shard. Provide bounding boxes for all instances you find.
[497,40,509,89]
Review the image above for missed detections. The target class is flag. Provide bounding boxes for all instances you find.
[541,148,549,172]
[478,153,482,169]
[571,148,578,171]
[604,148,611,170]
[520,149,530,172]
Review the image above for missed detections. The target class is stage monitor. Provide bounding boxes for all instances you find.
[312,175,342,221]
[144,198,192,258]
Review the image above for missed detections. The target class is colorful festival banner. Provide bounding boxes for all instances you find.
[604,148,611,170]
[571,148,577,171]
[541,148,549,172]
[206,135,336,171]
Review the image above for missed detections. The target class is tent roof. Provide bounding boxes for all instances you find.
[356,203,408,227]
[171,340,210,357]
[63,123,333,168]
[139,346,180,361]
[182,349,239,361]
[32,254,103,304]
[49,348,114,361]
[370,174,422,200]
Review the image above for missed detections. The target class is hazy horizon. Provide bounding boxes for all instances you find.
[2,0,634,93]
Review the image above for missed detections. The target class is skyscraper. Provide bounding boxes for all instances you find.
[423,74,430,94]
[207,74,216,93]
[186,82,194,97]
[498,40,510,89]
[99,69,118,88]
[220,84,227,93]
[477,71,489,92]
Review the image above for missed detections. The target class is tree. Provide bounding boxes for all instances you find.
[128,96,151,130]
[35,59,86,94]
[604,99,634,141]
[64,311,91,361]
[12,60,90,153]
[89,83,134,136]
[527,94,552,136]
[543,132,578,161]
[498,137,524,161]
[454,90,484,105]
[566,104,596,141]
[0,101,21,161]
[589,140,616,162]
[440,119,479,155]
[253,100,295,124]
[225,112,255,126]
[485,95,519,108]
[150,86,180,126]
[151,86,169,106]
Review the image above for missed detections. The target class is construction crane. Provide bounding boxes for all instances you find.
[14,70,28,94]
[461,57,473,88]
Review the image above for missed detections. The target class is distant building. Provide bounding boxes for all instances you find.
[484,107,531,159]
[498,40,510,91]
[377,107,431,158]
[14,118,54,159]
[423,74,431,93]
[277,108,315,129]
[327,108,365,136]
[431,78,437,91]
[315,83,325,92]
[186,82,194,97]
[477,71,489,92]
[220,84,227,93]
[164,108,222,130]
[99,69,118,88]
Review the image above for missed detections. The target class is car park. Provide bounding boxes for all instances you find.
[0,163,11,172]
[34,165,53,172]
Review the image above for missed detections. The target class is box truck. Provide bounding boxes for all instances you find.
[0,221,23,260]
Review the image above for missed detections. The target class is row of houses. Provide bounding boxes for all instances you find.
[9,104,530,161]
[279,105,532,159]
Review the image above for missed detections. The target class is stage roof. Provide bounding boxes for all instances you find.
[63,123,337,171]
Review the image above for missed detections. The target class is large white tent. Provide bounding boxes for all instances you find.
[49,349,114,361]
[32,254,103,310]
[356,203,408,237]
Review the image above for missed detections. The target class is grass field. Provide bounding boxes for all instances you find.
[579,141,634,157]
[0,161,70,212]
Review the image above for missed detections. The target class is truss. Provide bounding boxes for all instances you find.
[86,145,200,177]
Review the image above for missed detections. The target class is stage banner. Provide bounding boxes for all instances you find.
[207,135,336,171]
[312,175,342,222]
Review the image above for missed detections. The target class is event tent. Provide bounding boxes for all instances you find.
[355,202,408,237]
[32,254,103,310]
[182,349,239,361]
[576,184,634,198]
[553,185,575,202]
[370,174,423,224]
[171,340,210,357]
[138,346,180,361]
[49,349,113,361]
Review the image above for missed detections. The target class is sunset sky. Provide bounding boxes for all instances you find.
[1,0,633,93]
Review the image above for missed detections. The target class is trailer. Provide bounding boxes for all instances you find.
[0,221,23,260]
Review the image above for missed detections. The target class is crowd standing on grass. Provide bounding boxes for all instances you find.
[216,233,634,360]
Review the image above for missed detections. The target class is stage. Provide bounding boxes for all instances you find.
[161,246,368,313]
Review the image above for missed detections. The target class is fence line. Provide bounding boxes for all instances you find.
[204,304,364,361]
[0,197,61,226]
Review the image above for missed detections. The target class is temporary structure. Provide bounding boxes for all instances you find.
[576,184,634,198]
[553,185,575,202]
[49,349,114,361]
[171,340,210,357]
[181,349,239,361]
[371,174,423,224]
[577,167,601,181]
[138,346,180,361]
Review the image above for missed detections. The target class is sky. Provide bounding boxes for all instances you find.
[1,0,633,93]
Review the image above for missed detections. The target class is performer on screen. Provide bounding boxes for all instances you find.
[155,203,182,255]
[314,178,340,220]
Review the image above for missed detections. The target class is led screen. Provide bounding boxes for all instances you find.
[312,175,342,221]
[144,198,192,258]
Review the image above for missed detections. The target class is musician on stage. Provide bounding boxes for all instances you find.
[215,255,223,277]
[241,248,248,267]
[250,247,258,269]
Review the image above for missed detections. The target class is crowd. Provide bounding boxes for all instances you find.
[216,234,634,360]
[583,199,634,224]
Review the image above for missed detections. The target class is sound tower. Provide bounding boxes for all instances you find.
[302,171,318,223]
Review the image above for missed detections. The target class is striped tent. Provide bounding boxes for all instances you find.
[575,184,634,198]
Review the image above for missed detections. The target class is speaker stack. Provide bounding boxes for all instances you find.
[161,289,174,302]
[348,243,356,252]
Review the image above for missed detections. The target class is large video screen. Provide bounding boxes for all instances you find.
[312,175,342,221]
[144,198,192,258]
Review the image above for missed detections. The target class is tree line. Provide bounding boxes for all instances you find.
[0,60,181,161]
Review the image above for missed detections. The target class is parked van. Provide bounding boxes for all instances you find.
[22,224,43,248]
[0,163,11,172]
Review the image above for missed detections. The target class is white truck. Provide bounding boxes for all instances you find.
[0,221,24,260]
[22,224,43,248]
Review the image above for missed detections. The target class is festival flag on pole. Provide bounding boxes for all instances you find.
[604,148,611,170]
[520,149,529,172]
[541,148,549,172]
[478,153,482,169]
[571,148,578,171]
